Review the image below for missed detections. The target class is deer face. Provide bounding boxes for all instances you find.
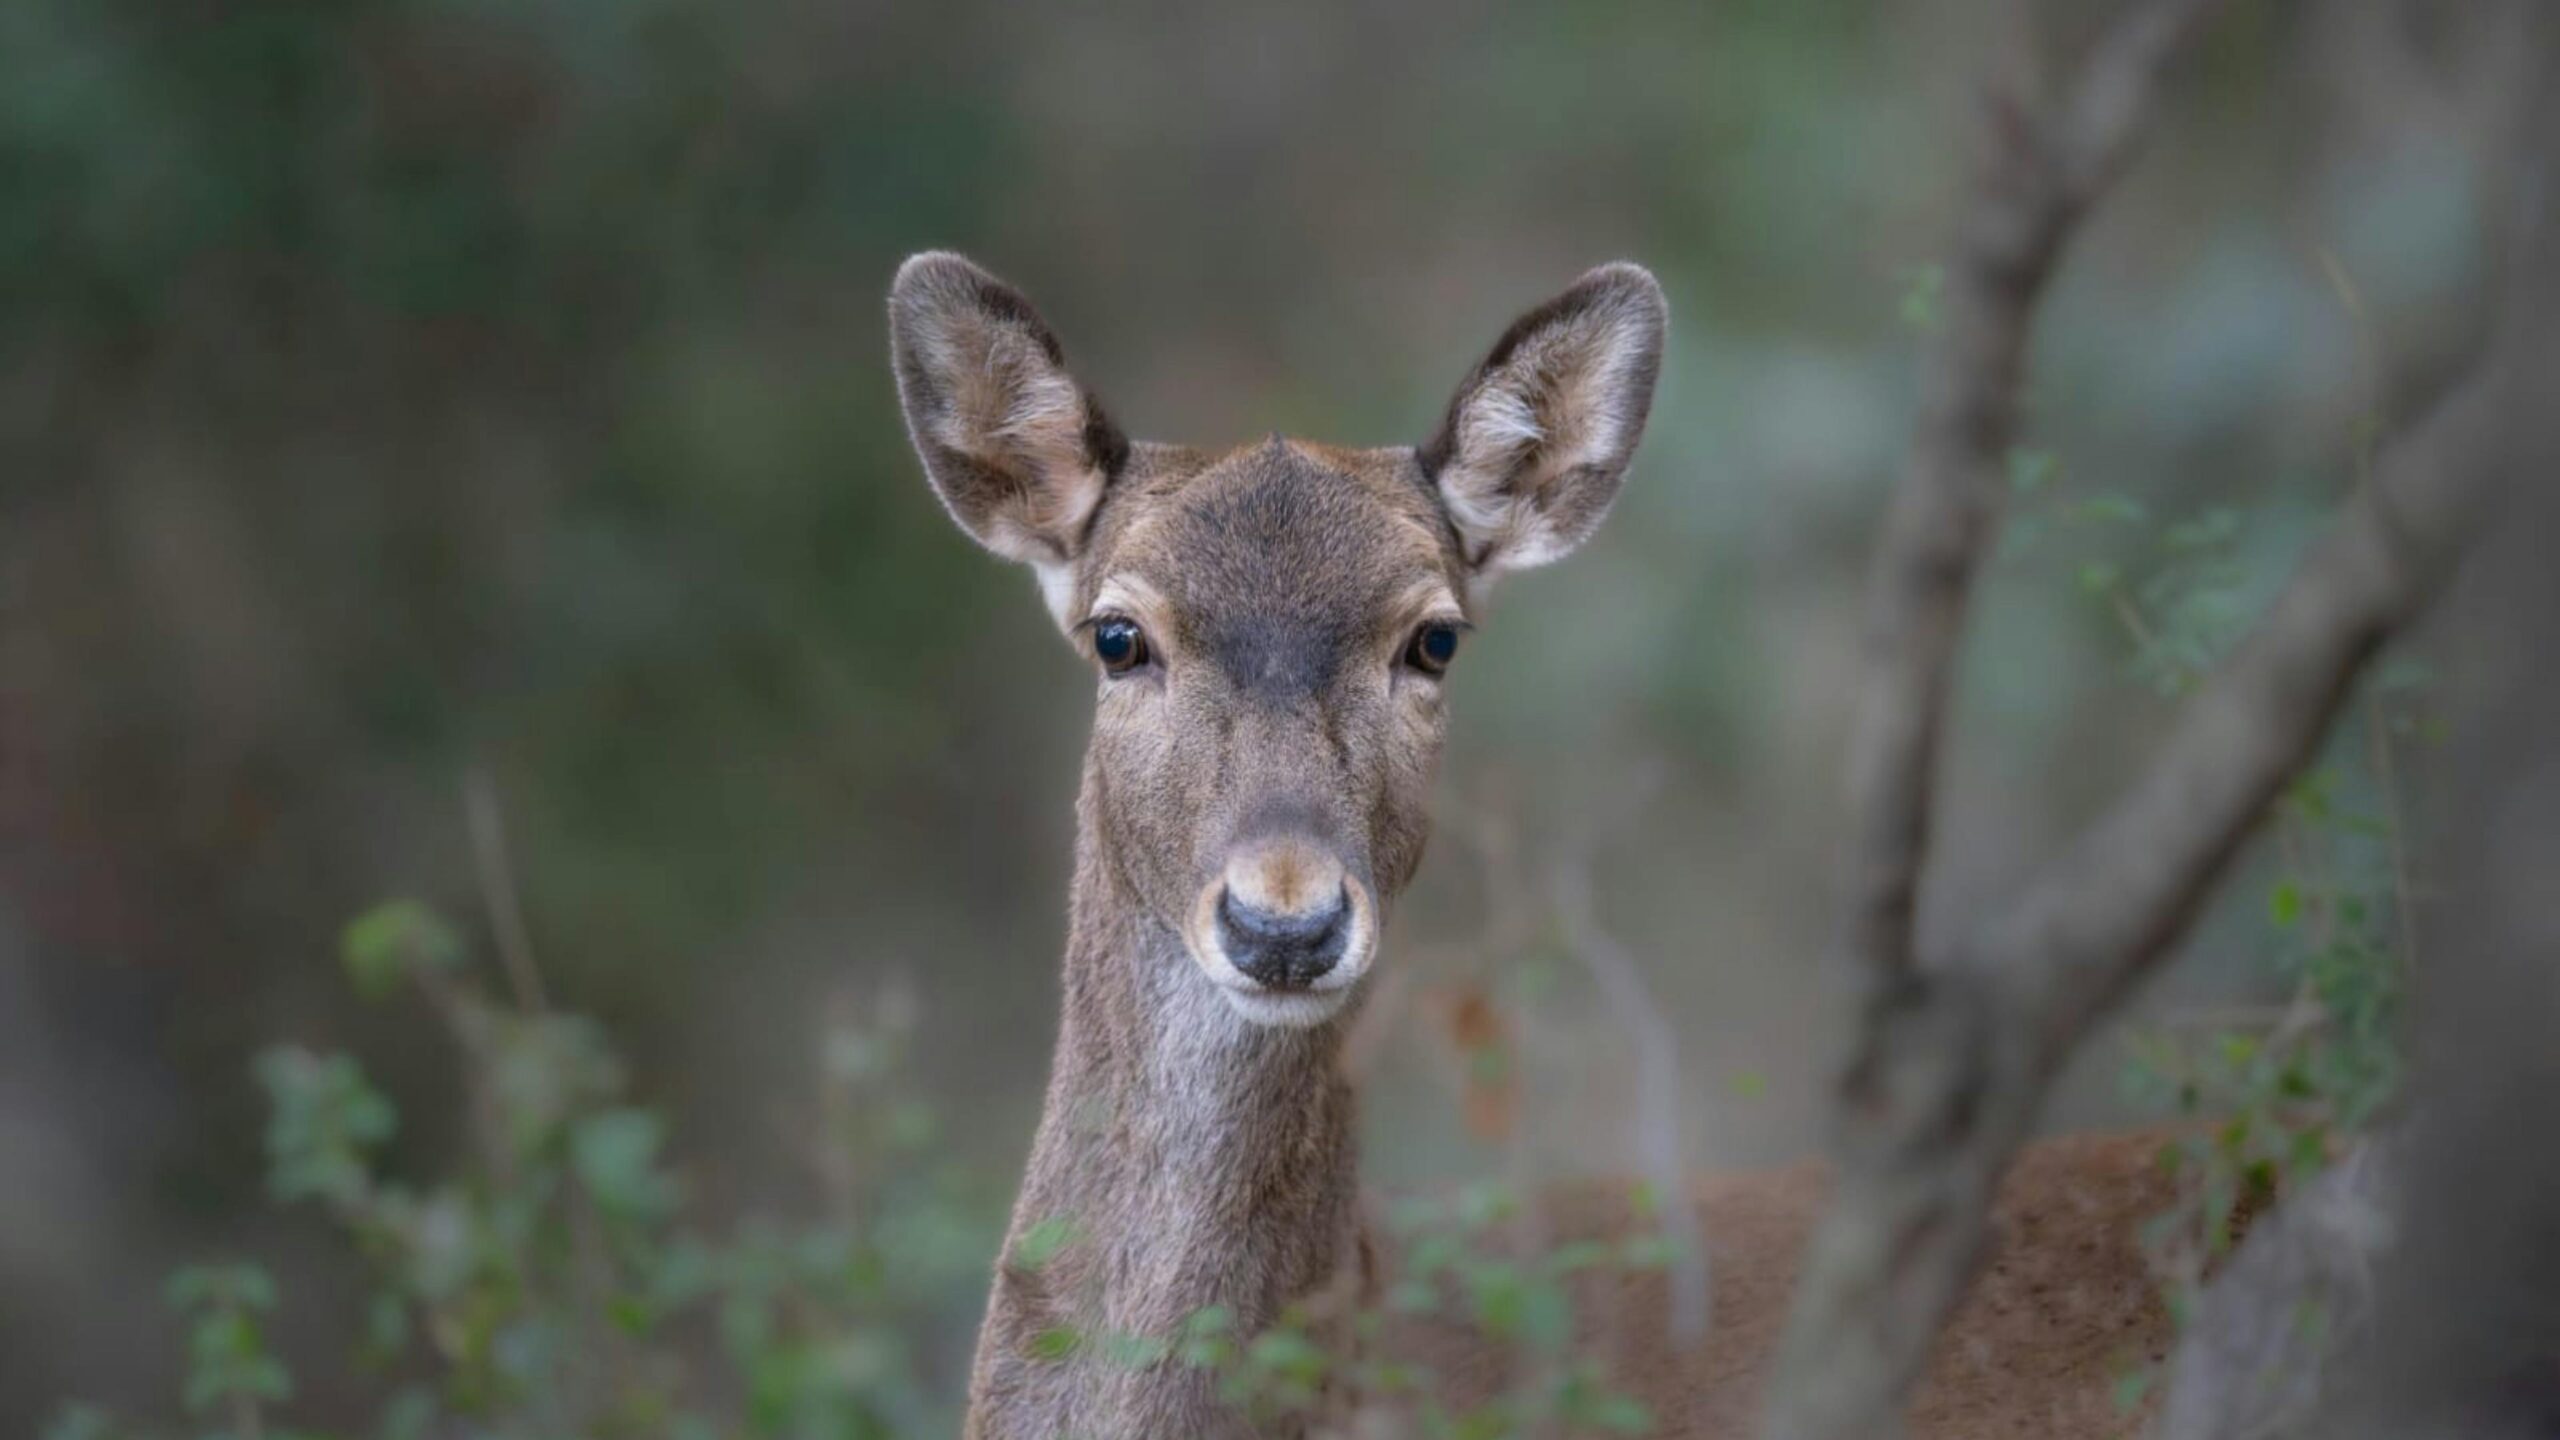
[890,254,1664,1027]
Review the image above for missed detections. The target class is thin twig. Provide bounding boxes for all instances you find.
[2365,693,2421,979]
[1551,858,1710,1344]
[1537,761,1712,1348]
[463,765,549,1015]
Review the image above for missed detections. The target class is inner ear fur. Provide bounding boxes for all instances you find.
[887,251,1129,571]
[1421,262,1667,574]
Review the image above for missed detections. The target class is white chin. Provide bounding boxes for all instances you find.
[1217,986,1353,1029]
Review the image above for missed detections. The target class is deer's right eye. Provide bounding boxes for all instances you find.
[1092,617,1149,675]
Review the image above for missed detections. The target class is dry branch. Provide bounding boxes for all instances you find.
[1836,0,2233,989]
[1760,2,2545,1436]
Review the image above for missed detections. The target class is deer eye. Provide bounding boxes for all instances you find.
[1092,616,1149,675]
[1404,622,1462,677]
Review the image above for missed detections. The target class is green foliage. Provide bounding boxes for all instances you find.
[1999,435,2421,1343]
[2123,734,2415,1300]
[1896,262,1946,332]
[54,895,1686,1437]
[52,904,997,1440]
[168,1263,293,1427]
[1013,1182,1671,1437]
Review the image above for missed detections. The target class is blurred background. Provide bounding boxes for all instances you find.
[1,0,2529,1428]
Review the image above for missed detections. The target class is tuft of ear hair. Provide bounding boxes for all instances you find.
[887,252,1129,583]
[1421,262,1667,575]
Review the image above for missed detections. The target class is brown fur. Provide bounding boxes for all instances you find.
[889,253,2181,1438]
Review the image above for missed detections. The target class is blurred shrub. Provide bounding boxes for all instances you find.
[1997,437,2423,1401]
[47,900,997,1440]
[46,895,1685,1440]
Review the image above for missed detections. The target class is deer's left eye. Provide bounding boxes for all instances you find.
[1404,622,1462,676]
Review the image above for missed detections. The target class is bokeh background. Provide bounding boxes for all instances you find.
[2,0,2523,1425]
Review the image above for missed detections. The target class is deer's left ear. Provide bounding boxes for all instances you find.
[1421,263,1667,574]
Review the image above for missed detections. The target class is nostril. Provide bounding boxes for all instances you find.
[1218,887,1345,942]
[1216,886,1350,990]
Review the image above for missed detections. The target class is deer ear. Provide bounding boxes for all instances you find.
[1421,263,1666,575]
[888,252,1128,578]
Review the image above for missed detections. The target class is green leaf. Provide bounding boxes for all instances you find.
[2268,881,2302,927]
[1097,1329,1174,1368]
[570,1107,679,1220]
[377,1386,438,1440]
[1577,1390,1656,1435]
[1180,1304,1234,1338]
[255,1049,396,1206]
[340,900,464,1001]
[2005,446,2059,494]
[1245,1327,1329,1385]
[40,1403,121,1440]
[2161,507,2241,552]
[1011,1215,1080,1272]
[362,1290,409,1364]
[2070,494,2148,526]
[1897,263,1945,331]
[1620,1233,1681,1270]
[166,1262,278,1313]
[1544,1239,1614,1276]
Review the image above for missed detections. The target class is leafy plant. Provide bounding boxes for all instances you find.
[1999,442,2424,1333]
[49,901,997,1440]
[1010,1177,1668,1438]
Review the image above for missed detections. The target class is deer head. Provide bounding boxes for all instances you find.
[889,252,1665,1030]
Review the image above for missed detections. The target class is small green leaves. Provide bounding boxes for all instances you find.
[2068,493,2148,526]
[2006,446,2058,494]
[256,1047,396,1207]
[167,1262,292,1419]
[104,903,1007,1440]
[1896,262,1945,331]
[1010,1215,1080,1273]
[341,899,464,1001]
[1563,1380,1654,1435]
[166,1262,279,1313]
[1026,1326,1082,1362]
[571,1107,680,1221]
[38,1403,122,1440]
[2161,506,2240,552]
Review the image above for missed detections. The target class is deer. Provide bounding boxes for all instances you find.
[888,251,2189,1439]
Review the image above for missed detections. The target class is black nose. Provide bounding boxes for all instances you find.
[1217,886,1350,990]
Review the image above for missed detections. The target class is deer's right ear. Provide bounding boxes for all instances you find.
[888,252,1128,584]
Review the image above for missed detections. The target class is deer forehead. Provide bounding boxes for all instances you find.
[1082,439,1463,670]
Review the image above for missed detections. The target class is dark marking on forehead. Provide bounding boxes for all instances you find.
[1148,442,1438,702]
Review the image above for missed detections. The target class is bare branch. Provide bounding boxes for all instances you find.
[1553,859,1710,1342]
[1988,368,2508,1065]
[463,765,549,1015]
[1834,0,2233,988]
[1757,3,2560,1437]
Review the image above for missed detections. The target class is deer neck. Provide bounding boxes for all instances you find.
[965,776,1368,1437]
